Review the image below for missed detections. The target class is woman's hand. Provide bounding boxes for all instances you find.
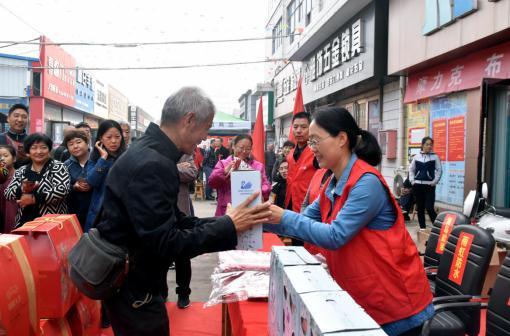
[269,204,285,224]
[95,141,108,160]
[224,161,234,176]
[17,194,35,208]
[74,181,91,192]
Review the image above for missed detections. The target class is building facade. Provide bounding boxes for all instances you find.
[0,53,36,132]
[266,0,403,186]
[128,105,154,138]
[388,0,510,209]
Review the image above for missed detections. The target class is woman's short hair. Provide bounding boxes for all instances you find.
[0,145,16,158]
[23,133,53,153]
[64,130,89,147]
[421,136,434,149]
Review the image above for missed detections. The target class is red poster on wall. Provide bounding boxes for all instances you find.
[447,116,465,161]
[40,36,76,106]
[432,119,447,161]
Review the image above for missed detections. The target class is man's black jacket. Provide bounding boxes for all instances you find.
[97,122,237,294]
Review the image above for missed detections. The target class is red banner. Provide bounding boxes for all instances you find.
[40,36,76,106]
[405,41,510,102]
[435,214,457,254]
[448,232,474,286]
[447,116,465,161]
[432,119,447,161]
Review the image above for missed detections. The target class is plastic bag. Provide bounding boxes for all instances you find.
[204,271,269,307]
[216,250,271,273]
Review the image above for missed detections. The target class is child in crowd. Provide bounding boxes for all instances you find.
[270,159,288,208]
[0,145,17,233]
[64,130,94,230]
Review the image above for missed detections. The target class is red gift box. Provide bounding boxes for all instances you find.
[39,318,72,336]
[68,295,101,336]
[0,234,39,336]
[13,214,83,318]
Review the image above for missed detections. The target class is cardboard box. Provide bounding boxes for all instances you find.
[231,170,262,250]
[0,234,39,336]
[298,291,383,336]
[416,228,431,255]
[39,318,72,335]
[13,214,82,318]
[282,266,342,336]
[268,246,320,336]
[481,246,508,297]
[67,294,101,336]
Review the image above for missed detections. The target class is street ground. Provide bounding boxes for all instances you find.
[166,199,423,302]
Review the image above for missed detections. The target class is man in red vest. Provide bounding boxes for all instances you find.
[285,112,317,245]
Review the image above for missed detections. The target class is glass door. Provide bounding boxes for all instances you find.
[490,87,510,207]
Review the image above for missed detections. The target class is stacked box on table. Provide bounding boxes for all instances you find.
[268,246,321,336]
[0,234,39,336]
[67,294,101,336]
[12,214,82,318]
[298,291,386,336]
[282,265,342,336]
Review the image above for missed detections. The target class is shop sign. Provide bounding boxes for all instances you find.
[275,73,299,99]
[74,69,94,114]
[301,4,375,103]
[94,79,108,119]
[129,106,137,130]
[40,36,76,107]
[405,40,510,102]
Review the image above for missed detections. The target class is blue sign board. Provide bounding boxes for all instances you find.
[74,69,95,114]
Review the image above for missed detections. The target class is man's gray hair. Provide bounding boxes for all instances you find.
[118,120,130,128]
[161,87,215,126]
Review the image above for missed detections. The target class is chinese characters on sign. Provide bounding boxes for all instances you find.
[435,214,457,254]
[304,18,365,88]
[405,41,510,103]
[448,232,474,286]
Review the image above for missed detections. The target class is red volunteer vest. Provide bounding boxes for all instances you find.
[318,159,432,325]
[304,169,329,255]
[285,145,316,212]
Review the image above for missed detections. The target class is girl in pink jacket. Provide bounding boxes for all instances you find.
[208,134,271,216]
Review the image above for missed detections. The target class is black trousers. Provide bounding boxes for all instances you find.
[175,257,192,296]
[413,184,437,229]
[105,285,169,336]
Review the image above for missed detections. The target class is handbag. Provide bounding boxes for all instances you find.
[68,227,129,300]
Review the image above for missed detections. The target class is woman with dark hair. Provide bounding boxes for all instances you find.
[63,130,94,230]
[84,120,126,232]
[208,134,270,216]
[0,145,18,232]
[409,136,442,229]
[266,107,433,336]
[5,133,71,227]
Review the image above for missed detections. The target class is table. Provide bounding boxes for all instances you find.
[222,233,284,336]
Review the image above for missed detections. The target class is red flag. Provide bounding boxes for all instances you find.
[252,96,265,165]
[288,77,304,142]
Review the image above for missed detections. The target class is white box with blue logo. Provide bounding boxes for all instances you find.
[230,170,262,250]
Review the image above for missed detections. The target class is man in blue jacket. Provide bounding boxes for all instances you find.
[96,87,271,336]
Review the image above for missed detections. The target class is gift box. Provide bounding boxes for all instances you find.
[13,214,82,318]
[268,246,320,336]
[39,318,72,336]
[0,234,39,336]
[67,294,101,336]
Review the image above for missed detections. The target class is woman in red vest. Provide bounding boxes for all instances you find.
[266,107,433,336]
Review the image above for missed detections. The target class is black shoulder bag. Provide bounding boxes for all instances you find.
[68,209,129,300]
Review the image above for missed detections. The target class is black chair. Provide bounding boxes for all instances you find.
[423,211,470,292]
[422,251,510,336]
[422,224,495,336]
[485,251,510,335]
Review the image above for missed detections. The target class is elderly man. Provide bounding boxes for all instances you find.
[96,87,271,335]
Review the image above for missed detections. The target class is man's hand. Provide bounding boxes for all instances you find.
[177,162,192,170]
[226,192,272,233]
[269,204,285,224]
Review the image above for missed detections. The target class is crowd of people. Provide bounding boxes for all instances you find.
[0,87,444,336]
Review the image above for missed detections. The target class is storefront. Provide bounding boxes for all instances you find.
[128,105,153,138]
[0,54,35,132]
[403,40,510,209]
[108,85,128,122]
[296,1,400,185]
[29,36,103,146]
